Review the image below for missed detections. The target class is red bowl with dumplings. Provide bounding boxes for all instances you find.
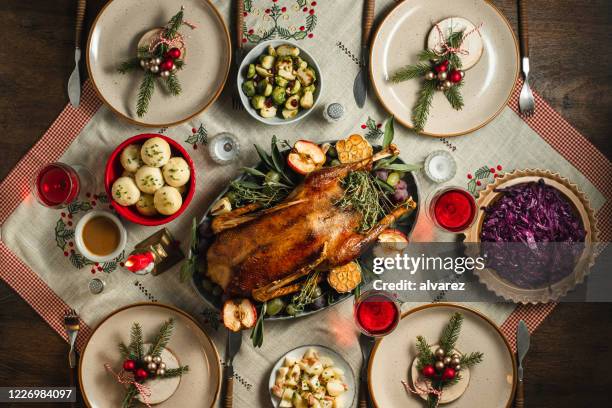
[104,133,196,226]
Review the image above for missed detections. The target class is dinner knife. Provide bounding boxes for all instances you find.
[353,0,375,108]
[224,330,242,407]
[67,0,86,107]
[358,333,376,408]
[515,320,530,408]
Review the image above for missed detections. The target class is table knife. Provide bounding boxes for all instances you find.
[224,330,242,408]
[232,0,245,109]
[353,0,375,108]
[515,320,530,408]
[358,333,376,408]
[67,0,86,107]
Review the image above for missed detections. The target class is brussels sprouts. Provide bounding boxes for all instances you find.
[259,54,275,69]
[299,91,314,109]
[282,109,298,119]
[303,84,316,93]
[297,66,316,86]
[260,105,277,118]
[276,45,300,57]
[293,56,308,70]
[255,65,272,77]
[275,76,289,87]
[267,45,277,57]
[241,80,256,97]
[275,56,293,73]
[257,80,273,97]
[272,86,287,105]
[246,64,256,79]
[285,95,300,110]
[251,95,266,109]
[288,80,301,95]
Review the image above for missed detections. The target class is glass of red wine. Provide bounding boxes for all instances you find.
[32,163,92,208]
[427,186,477,233]
[354,290,401,337]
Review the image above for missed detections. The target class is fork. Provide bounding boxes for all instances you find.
[64,309,80,407]
[518,0,535,115]
[232,0,245,111]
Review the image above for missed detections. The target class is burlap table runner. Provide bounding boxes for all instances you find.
[1,1,610,406]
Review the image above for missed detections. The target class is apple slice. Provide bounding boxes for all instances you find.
[287,140,326,175]
[222,298,258,332]
[378,229,409,243]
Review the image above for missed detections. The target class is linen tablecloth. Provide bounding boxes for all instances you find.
[1,1,610,406]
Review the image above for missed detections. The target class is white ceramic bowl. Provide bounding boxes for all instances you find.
[237,40,322,125]
[75,210,127,263]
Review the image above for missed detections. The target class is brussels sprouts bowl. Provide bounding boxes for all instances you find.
[237,40,322,125]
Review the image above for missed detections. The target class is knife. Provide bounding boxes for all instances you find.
[232,0,245,109]
[353,0,375,108]
[358,333,376,408]
[68,0,86,107]
[515,320,530,408]
[224,330,242,408]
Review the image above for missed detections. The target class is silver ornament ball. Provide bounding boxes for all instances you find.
[437,85,445,91]
[158,362,166,370]
[152,356,162,364]
[143,355,153,363]
[434,361,445,372]
[434,348,446,359]
[171,63,177,72]
[150,65,160,74]
[153,57,162,66]
[140,59,148,68]
[424,71,436,80]
[459,70,465,79]
[451,357,461,366]
[437,71,447,81]
[160,70,170,78]
[454,364,462,372]
[451,354,460,360]
[147,362,157,371]
[443,356,452,366]
[443,80,452,90]
[156,368,166,376]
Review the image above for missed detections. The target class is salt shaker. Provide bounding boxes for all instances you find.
[323,102,345,123]
[208,132,240,165]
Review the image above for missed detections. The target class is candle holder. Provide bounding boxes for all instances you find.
[125,228,184,276]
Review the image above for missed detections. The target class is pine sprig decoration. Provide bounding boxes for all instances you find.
[147,318,175,357]
[164,8,185,40]
[159,366,190,379]
[390,63,431,83]
[118,58,141,74]
[122,384,139,408]
[415,335,434,370]
[136,71,155,118]
[119,342,132,360]
[128,322,144,360]
[163,72,182,96]
[439,312,463,354]
[460,351,484,368]
[444,83,464,110]
[412,80,436,133]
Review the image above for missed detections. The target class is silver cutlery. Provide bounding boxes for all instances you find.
[224,330,243,407]
[63,308,80,408]
[358,333,376,408]
[515,320,530,408]
[232,0,245,111]
[67,0,86,107]
[518,0,535,115]
[353,0,375,108]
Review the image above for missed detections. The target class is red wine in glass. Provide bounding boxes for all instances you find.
[33,163,81,208]
[354,290,400,337]
[429,187,477,232]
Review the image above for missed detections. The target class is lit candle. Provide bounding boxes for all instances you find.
[424,150,456,183]
[124,251,156,275]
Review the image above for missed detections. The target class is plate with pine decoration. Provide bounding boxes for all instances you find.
[370,0,519,136]
[86,0,230,127]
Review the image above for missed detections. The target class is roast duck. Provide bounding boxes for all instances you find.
[205,145,416,301]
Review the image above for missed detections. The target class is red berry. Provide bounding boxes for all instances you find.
[312,1,317,5]
[248,29,254,34]
[442,367,456,380]
[494,173,499,178]
[448,70,462,83]
[64,251,69,257]
[309,9,315,15]
[265,8,270,14]
[299,26,305,31]
[69,242,74,247]
[61,212,66,217]
[490,167,496,173]
[281,7,287,12]
[160,59,174,71]
[243,12,248,17]
[497,165,502,171]
[192,127,197,133]
[242,38,247,43]
[308,33,314,38]
[303,7,308,12]
[476,180,482,186]
[421,365,435,378]
[123,359,136,371]
[361,124,367,129]
[434,64,447,73]
[467,173,473,179]
[134,368,148,381]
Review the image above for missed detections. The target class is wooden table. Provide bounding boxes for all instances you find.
[0,1,610,406]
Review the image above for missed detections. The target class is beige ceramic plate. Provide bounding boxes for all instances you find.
[87,0,230,127]
[368,303,516,407]
[79,303,221,408]
[370,0,519,136]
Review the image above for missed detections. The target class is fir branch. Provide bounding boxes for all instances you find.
[128,323,144,361]
[415,335,434,370]
[439,312,463,354]
[122,384,138,408]
[164,8,185,39]
[174,59,185,69]
[137,46,152,59]
[136,71,155,117]
[460,351,484,368]
[417,49,440,63]
[118,342,132,360]
[447,30,464,49]
[147,318,175,357]
[163,72,182,96]
[118,58,141,74]
[412,80,436,133]
[159,365,190,378]
[390,63,431,83]
[444,84,464,110]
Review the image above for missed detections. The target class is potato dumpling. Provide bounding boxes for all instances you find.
[135,194,157,216]
[120,144,144,172]
[162,157,190,187]
[154,186,183,215]
[111,176,140,206]
[141,137,171,167]
[135,166,164,194]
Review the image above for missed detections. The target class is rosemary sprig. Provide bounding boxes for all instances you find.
[412,80,436,133]
[229,180,290,208]
[291,270,322,312]
[136,70,155,118]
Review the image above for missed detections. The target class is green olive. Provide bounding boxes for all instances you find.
[386,172,401,187]
[285,304,298,316]
[330,159,341,167]
[265,170,281,184]
[312,285,323,298]
[225,191,237,205]
[266,298,285,316]
[327,146,337,158]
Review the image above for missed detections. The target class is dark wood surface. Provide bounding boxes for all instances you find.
[0,1,610,407]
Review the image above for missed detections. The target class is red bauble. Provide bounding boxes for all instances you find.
[165,47,181,60]
[134,368,149,381]
[122,359,136,371]
[421,365,435,378]
[448,70,462,83]
[434,64,447,73]
[160,59,175,71]
[442,367,456,380]
[442,60,450,67]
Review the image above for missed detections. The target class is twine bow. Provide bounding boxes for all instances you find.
[148,6,198,54]
[402,378,444,408]
[433,22,483,57]
[104,364,152,408]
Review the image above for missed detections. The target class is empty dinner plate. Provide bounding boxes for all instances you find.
[86,0,230,127]
[79,303,221,407]
[370,0,519,136]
